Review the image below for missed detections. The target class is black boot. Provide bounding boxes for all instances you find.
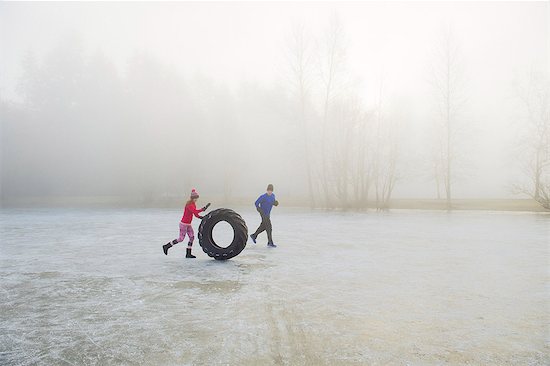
[186,248,196,258]
[162,242,173,255]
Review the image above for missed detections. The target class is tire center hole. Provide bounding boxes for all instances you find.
[212,221,235,249]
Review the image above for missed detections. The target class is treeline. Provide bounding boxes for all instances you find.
[1,38,302,205]
[0,27,408,209]
[1,20,548,210]
[285,20,407,209]
[283,19,548,210]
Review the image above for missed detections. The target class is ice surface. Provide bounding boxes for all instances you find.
[1,207,548,365]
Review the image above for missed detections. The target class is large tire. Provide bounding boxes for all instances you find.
[198,208,248,260]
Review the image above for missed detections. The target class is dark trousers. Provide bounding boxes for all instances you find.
[253,210,273,243]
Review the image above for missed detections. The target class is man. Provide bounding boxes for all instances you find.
[250,184,279,248]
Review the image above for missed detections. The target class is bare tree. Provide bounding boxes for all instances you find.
[331,96,366,208]
[371,80,401,209]
[286,22,316,207]
[428,27,467,209]
[513,71,550,209]
[318,15,347,208]
[372,79,385,207]
[431,144,444,200]
[353,103,372,208]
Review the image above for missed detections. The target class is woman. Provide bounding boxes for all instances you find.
[163,189,210,258]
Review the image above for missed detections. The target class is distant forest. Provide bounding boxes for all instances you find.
[1,23,548,210]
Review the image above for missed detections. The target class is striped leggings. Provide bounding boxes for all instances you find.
[172,222,194,248]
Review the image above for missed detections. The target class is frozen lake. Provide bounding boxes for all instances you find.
[1,207,548,365]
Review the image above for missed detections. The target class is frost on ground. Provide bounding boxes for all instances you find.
[0,207,548,365]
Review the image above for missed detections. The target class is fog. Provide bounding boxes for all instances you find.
[1,1,549,208]
[1,3,549,364]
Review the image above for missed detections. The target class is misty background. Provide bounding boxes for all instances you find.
[1,1,548,208]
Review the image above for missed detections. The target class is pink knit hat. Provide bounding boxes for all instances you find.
[190,189,199,199]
